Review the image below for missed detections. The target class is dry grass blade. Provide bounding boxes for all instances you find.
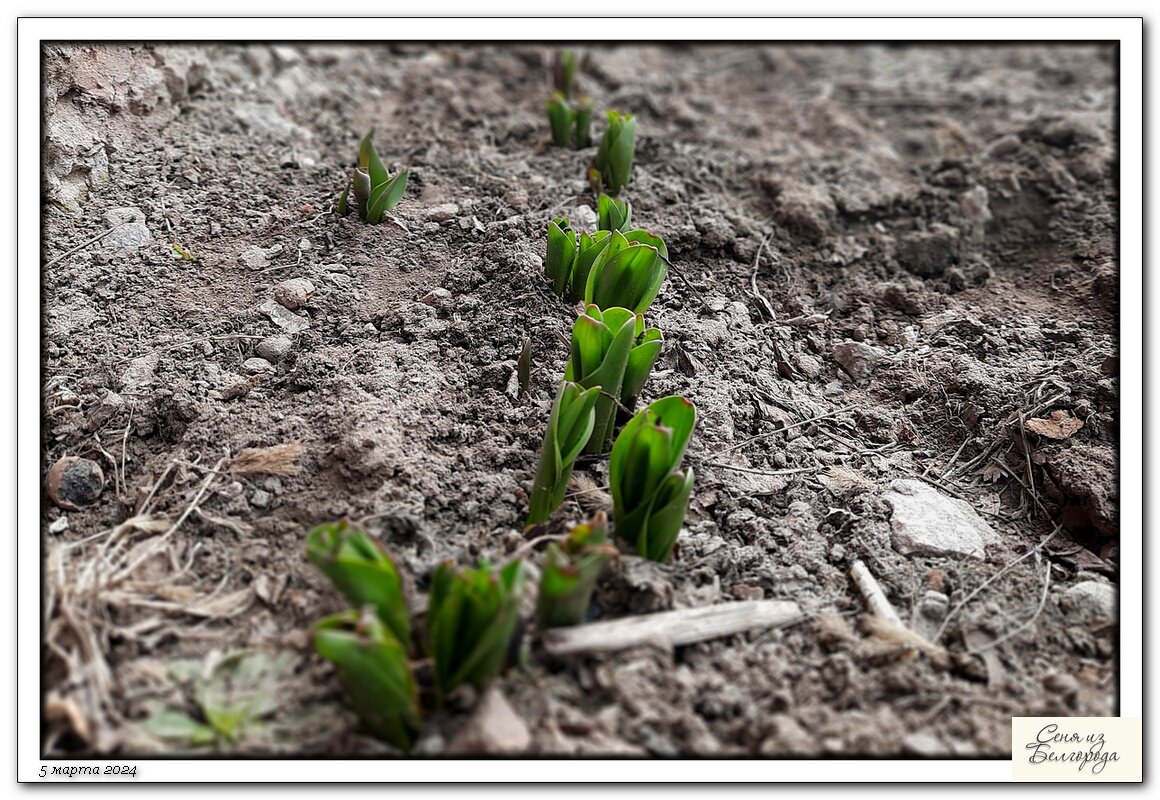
[228,443,304,477]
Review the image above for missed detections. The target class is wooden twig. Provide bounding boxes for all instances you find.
[850,560,904,628]
[43,223,127,268]
[542,599,802,655]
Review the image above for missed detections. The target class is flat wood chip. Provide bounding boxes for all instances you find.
[1024,410,1084,440]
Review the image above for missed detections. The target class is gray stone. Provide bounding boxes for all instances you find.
[832,340,886,384]
[885,479,999,560]
[102,207,152,253]
[242,357,274,374]
[254,335,293,362]
[249,489,272,509]
[1060,581,1115,623]
[446,687,530,755]
[233,102,312,141]
[425,202,459,222]
[258,299,310,334]
[238,245,270,270]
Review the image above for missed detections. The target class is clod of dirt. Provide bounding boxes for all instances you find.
[254,334,293,362]
[1044,443,1117,538]
[238,244,282,271]
[884,479,998,560]
[1059,580,1115,624]
[45,456,106,511]
[761,177,836,242]
[1024,409,1084,440]
[273,278,316,311]
[599,556,674,615]
[445,686,530,755]
[895,223,961,277]
[832,340,886,384]
[101,207,152,254]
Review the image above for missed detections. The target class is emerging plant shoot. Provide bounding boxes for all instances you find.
[597,194,632,232]
[609,395,696,563]
[584,229,669,314]
[427,559,526,699]
[590,111,636,196]
[536,511,614,629]
[305,520,411,650]
[336,130,408,224]
[564,305,638,455]
[312,607,421,751]
[526,381,601,524]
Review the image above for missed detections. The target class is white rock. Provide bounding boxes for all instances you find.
[242,357,274,374]
[832,340,886,384]
[573,204,598,229]
[425,203,460,222]
[49,516,69,534]
[885,479,999,560]
[255,334,293,362]
[238,245,270,270]
[258,299,309,334]
[903,731,946,756]
[445,686,530,755]
[102,207,152,253]
[1060,581,1115,622]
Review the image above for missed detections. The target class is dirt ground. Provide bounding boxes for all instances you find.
[41,43,1118,757]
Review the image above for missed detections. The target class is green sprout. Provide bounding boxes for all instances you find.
[517,336,532,398]
[584,229,669,314]
[336,130,408,224]
[564,305,638,455]
[553,49,577,98]
[313,608,421,751]
[305,520,411,651]
[567,230,613,303]
[621,320,663,410]
[526,380,601,525]
[546,93,577,148]
[609,395,697,563]
[590,111,636,196]
[427,559,526,700]
[546,217,578,295]
[574,96,592,148]
[597,194,632,232]
[536,511,615,629]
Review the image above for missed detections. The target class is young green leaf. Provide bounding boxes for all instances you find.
[564,305,637,455]
[597,194,632,232]
[554,49,577,98]
[526,381,600,525]
[567,230,612,303]
[345,131,408,223]
[592,111,636,196]
[584,233,668,315]
[546,93,576,148]
[337,184,350,217]
[427,559,526,699]
[546,217,578,296]
[609,395,697,562]
[536,511,614,629]
[622,325,663,407]
[313,609,421,750]
[517,337,532,398]
[574,96,592,149]
[305,520,411,651]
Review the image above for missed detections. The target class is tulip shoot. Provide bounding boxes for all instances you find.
[427,559,526,699]
[584,230,669,314]
[597,194,632,232]
[564,305,639,455]
[536,511,615,629]
[609,396,697,563]
[306,520,411,651]
[337,130,408,223]
[312,608,420,751]
[527,381,601,525]
[591,111,636,196]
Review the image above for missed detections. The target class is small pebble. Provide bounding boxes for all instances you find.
[425,202,460,222]
[255,335,293,362]
[45,456,105,511]
[48,515,69,534]
[242,357,274,374]
[273,277,316,310]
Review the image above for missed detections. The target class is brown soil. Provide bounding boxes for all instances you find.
[42,43,1118,757]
